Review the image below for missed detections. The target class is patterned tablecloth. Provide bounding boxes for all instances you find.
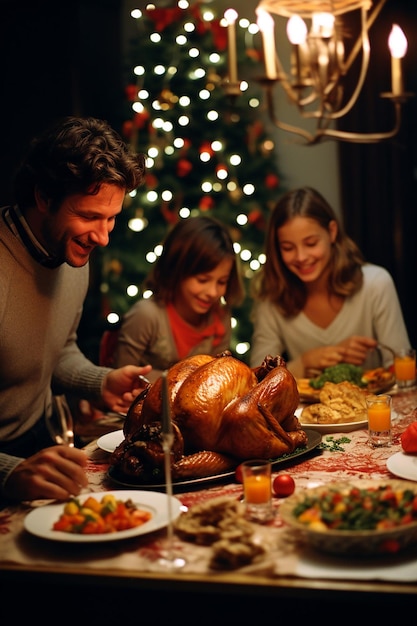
[1,389,417,583]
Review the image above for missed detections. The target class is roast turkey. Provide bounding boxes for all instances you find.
[110,352,307,482]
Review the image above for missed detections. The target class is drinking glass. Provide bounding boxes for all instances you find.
[241,459,274,523]
[46,395,75,447]
[366,394,392,448]
[394,348,416,390]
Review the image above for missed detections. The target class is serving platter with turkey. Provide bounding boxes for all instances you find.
[109,352,320,488]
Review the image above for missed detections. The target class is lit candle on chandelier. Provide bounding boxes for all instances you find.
[256,8,277,79]
[224,8,238,84]
[388,24,407,96]
[286,15,308,84]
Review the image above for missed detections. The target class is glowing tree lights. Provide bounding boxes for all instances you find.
[89,1,284,362]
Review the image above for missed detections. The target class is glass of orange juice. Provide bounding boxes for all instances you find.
[241,459,274,522]
[366,394,392,447]
[394,348,416,390]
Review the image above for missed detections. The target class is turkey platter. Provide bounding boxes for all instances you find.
[110,352,308,483]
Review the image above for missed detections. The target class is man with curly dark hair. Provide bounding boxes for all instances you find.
[0,116,151,502]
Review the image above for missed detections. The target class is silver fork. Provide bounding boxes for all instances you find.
[46,395,75,447]
[376,343,396,361]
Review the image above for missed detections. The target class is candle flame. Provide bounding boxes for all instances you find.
[224,8,238,25]
[388,24,407,59]
[256,8,274,33]
[286,15,307,45]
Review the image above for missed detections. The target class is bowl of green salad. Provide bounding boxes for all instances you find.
[280,479,417,556]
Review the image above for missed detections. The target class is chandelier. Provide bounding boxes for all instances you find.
[223,0,412,144]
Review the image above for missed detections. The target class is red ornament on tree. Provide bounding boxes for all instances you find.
[189,4,211,36]
[122,120,134,140]
[210,19,228,50]
[147,7,183,31]
[145,173,158,189]
[177,158,193,177]
[133,111,150,130]
[199,142,214,157]
[199,197,214,211]
[125,84,138,102]
[215,164,228,177]
[248,209,266,229]
[265,173,280,189]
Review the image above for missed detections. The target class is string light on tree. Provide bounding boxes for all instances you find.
[86,0,284,363]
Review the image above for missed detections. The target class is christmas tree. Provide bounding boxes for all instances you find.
[79,1,283,365]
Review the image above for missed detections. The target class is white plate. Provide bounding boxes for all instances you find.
[97,429,124,453]
[299,419,368,434]
[24,490,182,542]
[297,407,399,435]
[296,407,367,434]
[387,451,417,482]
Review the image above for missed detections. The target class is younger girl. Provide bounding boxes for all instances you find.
[114,215,245,381]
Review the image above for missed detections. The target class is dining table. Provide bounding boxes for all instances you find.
[1,383,417,624]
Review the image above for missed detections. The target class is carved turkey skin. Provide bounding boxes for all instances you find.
[172,354,258,453]
[216,363,306,459]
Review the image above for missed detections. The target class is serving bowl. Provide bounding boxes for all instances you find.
[280,479,417,556]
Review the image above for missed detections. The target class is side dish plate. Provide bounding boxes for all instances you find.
[298,416,367,434]
[97,429,124,453]
[24,490,183,542]
[297,369,395,404]
[387,451,417,482]
[297,407,398,434]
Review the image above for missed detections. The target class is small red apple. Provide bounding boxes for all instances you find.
[235,463,244,483]
[273,473,295,497]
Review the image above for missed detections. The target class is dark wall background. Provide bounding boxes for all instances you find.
[0,0,126,360]
[0,0,124,204]
[338,0,417,349]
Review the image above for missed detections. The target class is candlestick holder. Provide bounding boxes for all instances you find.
[155,371,186,570]
[152,432,186,570]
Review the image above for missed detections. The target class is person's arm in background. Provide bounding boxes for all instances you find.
[360,265,410,357]
[298,267,410,374]
[115,301,158,367]
[114,299,177,382]
[250,299,288,369]
[250,299,359,378]
[251,266,411,378]
[52,313,152,414]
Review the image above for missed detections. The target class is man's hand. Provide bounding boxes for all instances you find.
[4,446,88,502]
[101,364,152,414]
